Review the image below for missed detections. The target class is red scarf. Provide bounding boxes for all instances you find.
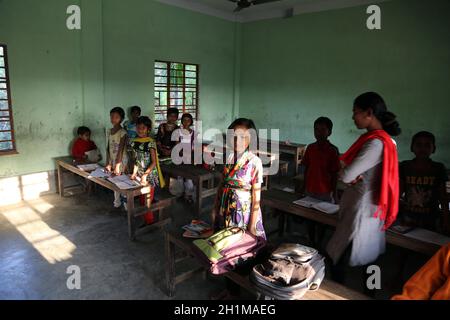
[340,130,399,230]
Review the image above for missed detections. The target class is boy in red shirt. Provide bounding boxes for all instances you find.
[302,117,340,202]
[300,117,340,246]
[72,126,98,162]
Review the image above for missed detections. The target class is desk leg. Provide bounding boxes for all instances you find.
[196,177,203,216]
[165,233,176,297]
[127,193,136,241]
[57,164,64,197]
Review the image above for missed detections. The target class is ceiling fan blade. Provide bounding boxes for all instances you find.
[252,0,282,5]
[234,6,244,12]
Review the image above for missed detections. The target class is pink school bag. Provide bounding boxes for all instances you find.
[193,227,266,275]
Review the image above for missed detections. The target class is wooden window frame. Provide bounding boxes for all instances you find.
[0,44,17,156]
[154,60,199,127]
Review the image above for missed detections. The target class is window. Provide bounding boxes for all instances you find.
[154,60,199,127]
[0,44,16,154]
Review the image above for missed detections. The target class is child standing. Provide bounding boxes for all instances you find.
[124,106,142,172]
[301,117,340,247]
[71,126,98,162]
[399,131,449,234]
[212,118,266,239]
[130,116,166,225]
[211,118,266,300]
[174,113,197,203]
[302,117,340,202]
[123,106,141,141]
[156,107,180,157]
[106,107,128,209]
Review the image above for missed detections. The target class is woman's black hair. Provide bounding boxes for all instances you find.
[136,116,152,130]
[167,107,179,118]
[181,113,194,126]
[411,131,436,153]
[354,92,401,136]
[110,107,125,122]
[314,116,333,134]
[130,105,141,115]
[77,126,91,136]
[228,118,257,131]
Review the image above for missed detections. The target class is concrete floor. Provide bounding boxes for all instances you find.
[0,175,428,300]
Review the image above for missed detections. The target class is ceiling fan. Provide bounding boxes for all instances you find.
[228,0,282,13]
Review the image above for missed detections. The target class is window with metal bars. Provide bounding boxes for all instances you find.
[0,44,16,155]
[154,60,199,128]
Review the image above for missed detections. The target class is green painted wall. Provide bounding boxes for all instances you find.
[1,0,449,178]
[239,0,450,165]
[0,0,84,177]
[102,0,238,136]
[0,0,238,177]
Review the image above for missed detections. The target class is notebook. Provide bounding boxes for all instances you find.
[77,163,100,171]
[107,175,141,190]
[404,228,450,247]
[88,167,111,179]
[182,220,213,238]
[293,196,339,214]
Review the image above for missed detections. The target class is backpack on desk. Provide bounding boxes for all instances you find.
[193,227,266,275]
[250,243,325,300]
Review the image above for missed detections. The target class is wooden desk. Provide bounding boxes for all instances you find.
[261,189,443,256]
[260,139,306,176]
[165,230,370,300]
[56,157,175,240]
[161,163,222,215]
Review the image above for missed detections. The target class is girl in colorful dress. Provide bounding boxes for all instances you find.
[130,116,166,225]
[212,118,266,240]
[211,118,266,300]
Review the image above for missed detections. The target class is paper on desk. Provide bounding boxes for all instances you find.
[281,187,295,193]
[77,163,100,171]
[293,196,322,208]
[88,167,111,179]
[293,196,339,214]
[405,228,450,247]
[107,175,141,190]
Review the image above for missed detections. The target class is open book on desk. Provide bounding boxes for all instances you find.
[76,163,100,171]
[293,196,340,214]
[88,167,111,179]
[107,175,141,190]
[403,228,450,247]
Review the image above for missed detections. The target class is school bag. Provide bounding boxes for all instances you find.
[193,227,266,275]
[250,243,325,300]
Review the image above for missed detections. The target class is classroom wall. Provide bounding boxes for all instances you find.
[239,0,450,165]
[0,0,84,177]
[101,0,238,138]
[0,0,238,179]
[1,0,449,183]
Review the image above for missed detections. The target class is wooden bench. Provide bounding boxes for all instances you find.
[56,156,177,240]
[261,189,444,256]
[165,230,370,300]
